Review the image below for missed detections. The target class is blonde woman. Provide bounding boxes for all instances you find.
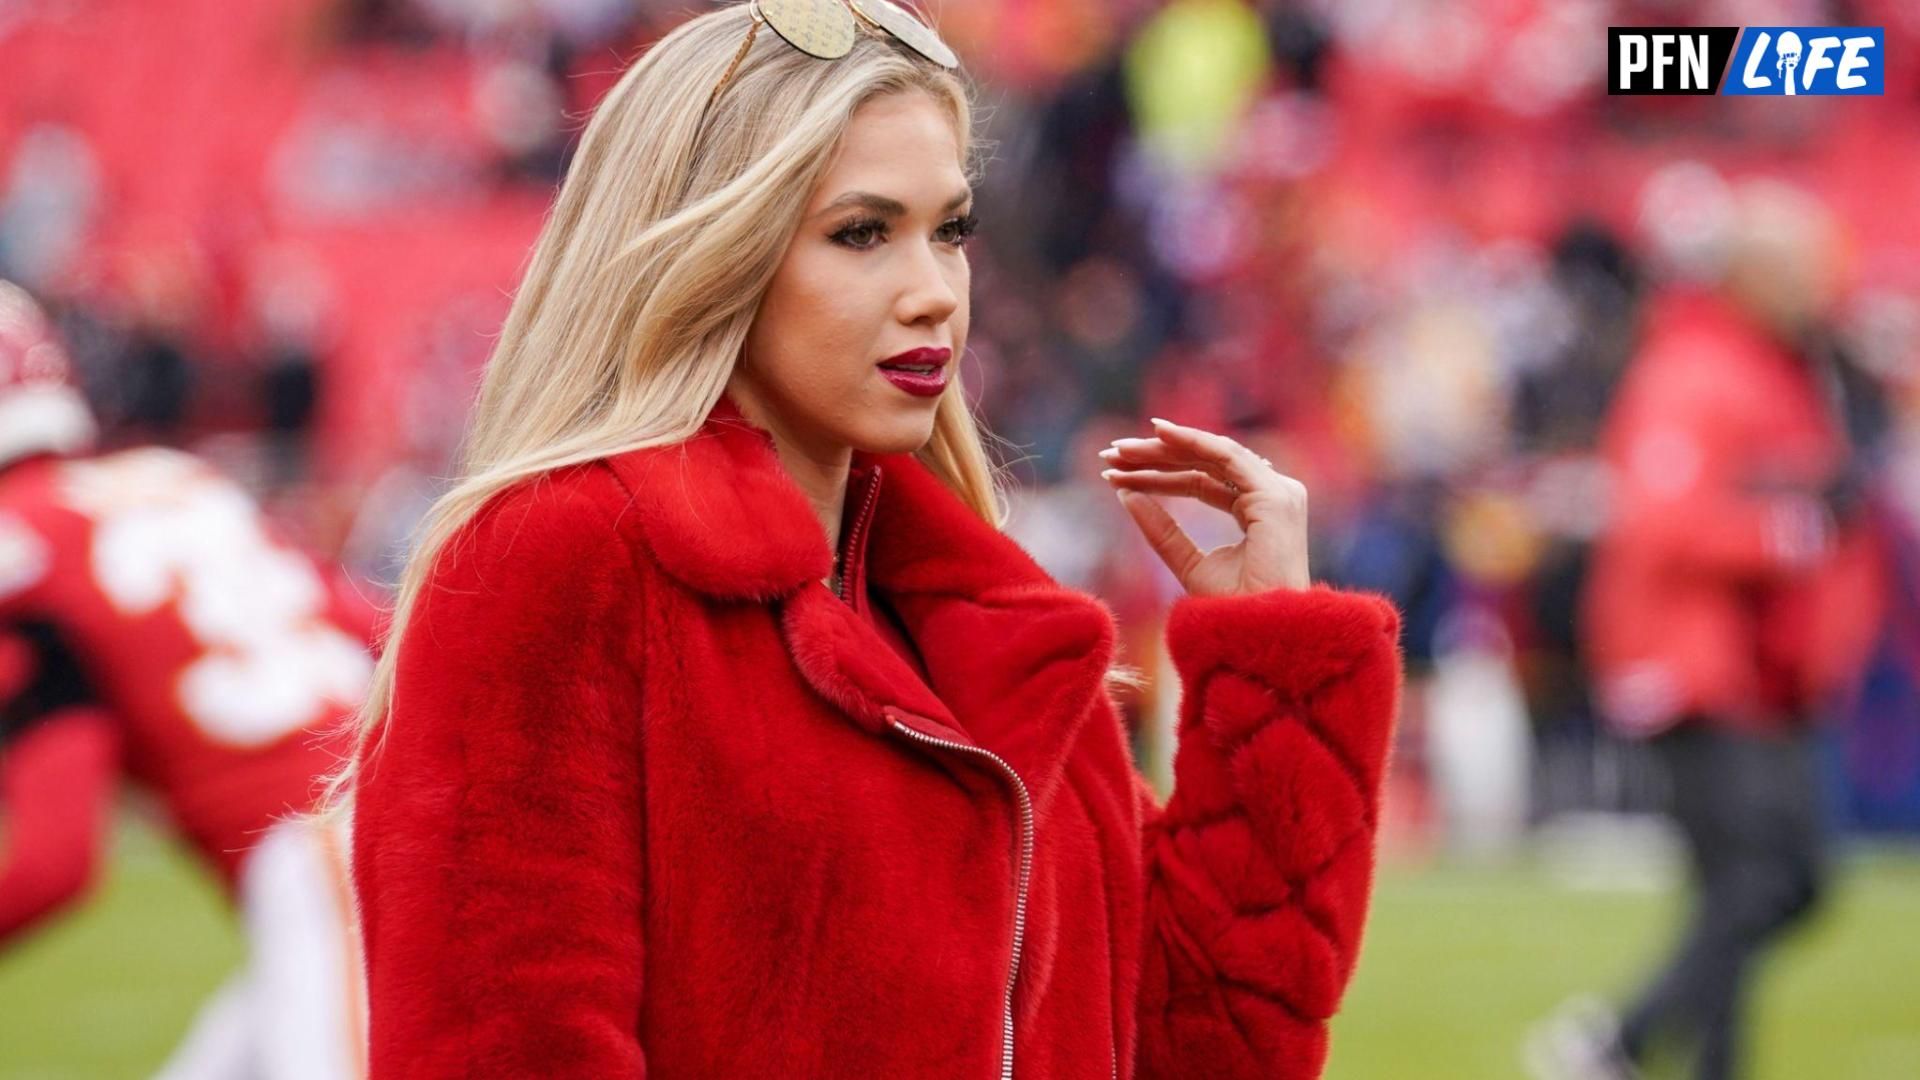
[335,2,1404,1077]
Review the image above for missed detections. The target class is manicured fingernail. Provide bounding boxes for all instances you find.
[1150,416,1171,426]
[1101,469,1118,479]
[1098,447,1119,459]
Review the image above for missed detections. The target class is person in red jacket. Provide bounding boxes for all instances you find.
[1532,179,1888,1080]
[332,4,1404,1078]
[0,278,375,1079]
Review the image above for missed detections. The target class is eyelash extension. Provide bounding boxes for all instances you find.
[947,211,980,244]
[832,212,980,249]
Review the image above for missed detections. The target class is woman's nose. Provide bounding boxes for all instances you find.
[898,241,960,322]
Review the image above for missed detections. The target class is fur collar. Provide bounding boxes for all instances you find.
[605,393,1119,814]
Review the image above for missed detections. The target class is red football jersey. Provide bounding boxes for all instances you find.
[0,447,378,890]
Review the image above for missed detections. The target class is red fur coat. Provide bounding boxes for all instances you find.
[351,394,1404,1078]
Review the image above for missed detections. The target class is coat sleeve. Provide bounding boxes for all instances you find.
[1133,584,1402,1080]
[350,474,649,1078]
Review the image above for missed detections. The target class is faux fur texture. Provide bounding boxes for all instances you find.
[1139,587,1403,1078]
[351,393,1404,1078]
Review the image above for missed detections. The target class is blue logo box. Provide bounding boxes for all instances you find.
[1722,27,1884,95]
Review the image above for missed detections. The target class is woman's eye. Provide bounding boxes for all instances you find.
[938,212,979,247]
[832,213,977,251]
[831,218,886,249]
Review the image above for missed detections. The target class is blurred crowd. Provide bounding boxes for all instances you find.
[4,0,1920,847]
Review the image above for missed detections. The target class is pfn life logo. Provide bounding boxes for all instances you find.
[1609,27,1884,95]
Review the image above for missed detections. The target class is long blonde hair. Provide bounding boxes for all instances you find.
[323,3,1137,813]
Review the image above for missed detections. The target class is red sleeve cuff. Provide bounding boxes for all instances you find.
[1165,584,1403,700]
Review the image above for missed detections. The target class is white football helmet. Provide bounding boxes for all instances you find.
[0,278,97,468]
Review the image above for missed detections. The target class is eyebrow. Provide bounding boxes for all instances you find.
[814,188,973,219]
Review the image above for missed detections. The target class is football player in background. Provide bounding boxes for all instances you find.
[0,277,375,1080]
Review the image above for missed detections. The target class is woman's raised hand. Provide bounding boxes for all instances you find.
[1100,417,1310,597]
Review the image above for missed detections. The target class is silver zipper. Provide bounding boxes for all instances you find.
[835,463,884,605]
[886,713,1034,1080]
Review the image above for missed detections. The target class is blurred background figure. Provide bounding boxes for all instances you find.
[3,0,1919,1076]
[0,279,376,1079]
[1528,175,1891,1080]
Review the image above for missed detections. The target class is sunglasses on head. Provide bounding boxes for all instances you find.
[706,0,960,112]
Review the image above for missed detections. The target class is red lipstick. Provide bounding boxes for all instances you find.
[876,347,951,398]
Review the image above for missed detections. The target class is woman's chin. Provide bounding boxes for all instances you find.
[853,408,940,456]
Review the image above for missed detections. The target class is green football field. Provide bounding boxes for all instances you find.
[2,816,1917,1079]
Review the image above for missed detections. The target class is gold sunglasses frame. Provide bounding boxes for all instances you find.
[706,0,959,113]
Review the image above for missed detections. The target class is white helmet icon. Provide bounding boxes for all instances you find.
[1775,31,1803,95]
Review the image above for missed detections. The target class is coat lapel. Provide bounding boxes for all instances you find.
[605,393,1117,815]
